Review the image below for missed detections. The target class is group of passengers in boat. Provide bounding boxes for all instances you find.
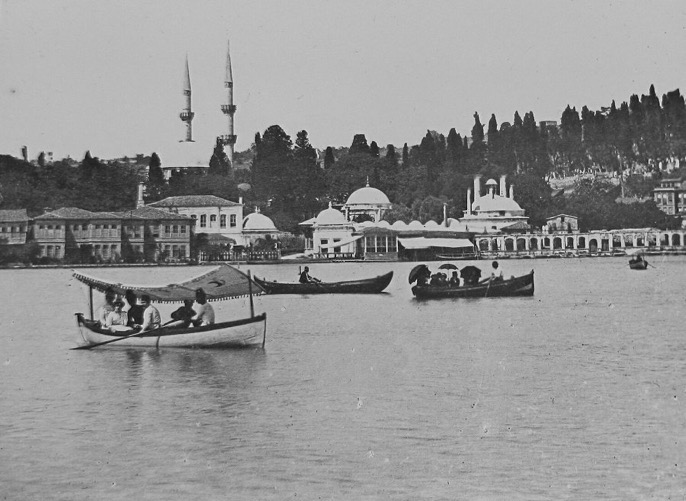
[97,287,215,334]
[418,261,506,288]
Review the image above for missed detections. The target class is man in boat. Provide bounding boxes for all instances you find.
[97,288,117,326]
[138,294,161,333]
[168,299,195,328]
[124,290,145,328]
[480,261,504,284]
[191,288,215,326]
[299,266,321,284]
[449,271,460,287]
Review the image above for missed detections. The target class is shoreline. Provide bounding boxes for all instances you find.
[2,248,684,270]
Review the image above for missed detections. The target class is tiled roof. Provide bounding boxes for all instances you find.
[149,195,241,208]
[0,209,29,222]
[120,207,192,220]
[34,207,96,220]
[35,207,122,220]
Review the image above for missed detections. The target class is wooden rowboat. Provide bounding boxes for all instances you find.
[72,264,267,349]
[412,270,534,299]
[629,259,648,270]
[75,312,266,348]
[254,271,393,294]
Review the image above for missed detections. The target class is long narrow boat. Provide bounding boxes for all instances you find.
[72,264,267,349]
[254,271,393,294]
[412,270,534,299]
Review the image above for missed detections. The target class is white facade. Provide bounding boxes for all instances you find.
[148,195,244,244]
[460,175,529,232]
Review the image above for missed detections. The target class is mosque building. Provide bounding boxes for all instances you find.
[158,41,236,180]
[460,175,529,233]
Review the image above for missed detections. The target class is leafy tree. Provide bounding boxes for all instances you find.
[349,134,370,155]
[324,147,335,169]
[209,139,231,176]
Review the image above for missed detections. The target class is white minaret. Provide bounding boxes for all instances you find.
[219,39,237,165]
[179,55,195,142]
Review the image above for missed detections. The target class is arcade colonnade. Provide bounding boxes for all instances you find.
[476,229,686,254]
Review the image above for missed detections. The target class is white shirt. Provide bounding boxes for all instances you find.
[192,302,215,326]
[140,304,161,332]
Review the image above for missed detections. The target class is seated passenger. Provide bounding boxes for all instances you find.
[191,288,215,326]
[299,266,321,284]
[97,288,116,325]
[104,300,132,333]
[139,294,161,333]
[449,271,460,287]
[168,299,195,328]
[124,290,145,328]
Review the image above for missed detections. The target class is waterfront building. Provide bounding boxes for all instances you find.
[653,176,686,216]
[0,209,30,246]
[115,206,192,262]
[546,214,579,233]
[310,203,358,258]
[33,208,121,261]
[148,194,244,245]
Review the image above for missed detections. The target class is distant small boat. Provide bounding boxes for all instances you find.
[254,271,393,294]
[629,258,648,270]
[412,271,534,299]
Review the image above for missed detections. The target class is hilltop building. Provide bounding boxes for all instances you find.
[460,175,529,233]
[159,41,236,180]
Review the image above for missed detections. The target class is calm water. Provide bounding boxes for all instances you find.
[1,257,685,500]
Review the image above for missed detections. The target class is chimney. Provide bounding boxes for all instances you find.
[473,175,482,198]
[509,184,514,199]
[466,188,472,215]
[443,203,448,226]
[136,183,145,208]
[500,175,506,197]
[238,196,243,205]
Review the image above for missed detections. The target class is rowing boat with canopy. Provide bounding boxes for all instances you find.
[73,265,267,349]
[411,270,534,299]
[253,271,393,294]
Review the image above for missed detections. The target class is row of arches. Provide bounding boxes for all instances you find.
[476,230,686,254]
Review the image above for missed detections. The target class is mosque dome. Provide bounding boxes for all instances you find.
[315,205,347,225]
[473,194,524,213]
[345,184,391,206]
[243,211,278,231]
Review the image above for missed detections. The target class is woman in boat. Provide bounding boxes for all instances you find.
[104,300,132,333]
[191,288,215,326]
[138,294,161,333]
[97,288,116,325]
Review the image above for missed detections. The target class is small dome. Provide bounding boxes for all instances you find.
[376,220,391,228]
[315,206,346,225]
[391,220,408,230]
[243,211,278,231]
[485,178,498,186]
[345,184,391,205]
[407,220,424,230]
[424,220,439,228]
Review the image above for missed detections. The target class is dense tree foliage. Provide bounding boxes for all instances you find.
[2,85,686,233]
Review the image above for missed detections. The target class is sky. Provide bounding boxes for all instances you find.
[1,0,685,161]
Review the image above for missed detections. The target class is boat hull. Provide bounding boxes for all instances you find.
[412,271,534,299]
[629,261,648,270]
[254,271,393,294]
[76,313,267,348]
